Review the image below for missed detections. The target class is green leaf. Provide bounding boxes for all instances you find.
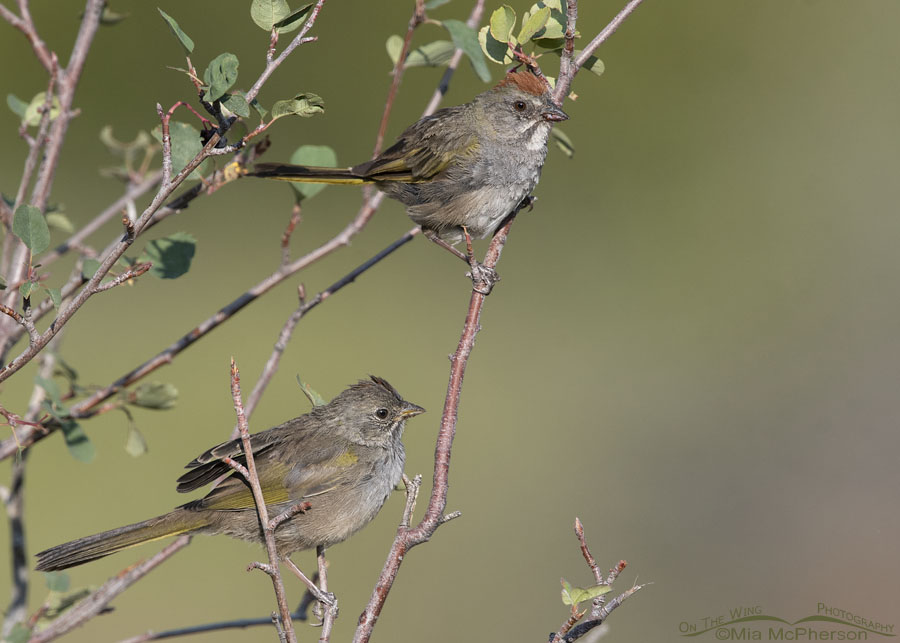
[81,258,101,280]
[273,3,314,33]
[551,128,574,157]
[99,7,129,25]
[125,423,148,457]
[99,126,153,155]
[560,578,612,606]
[489,5,516,42]
[289,145,337,200]
[21,281,37,299]
[478,25,514,64]
[249,97,268,119]
[151,121,209,180]
[518,5,550,42]
[35,375,63,407]
[442,19,491,82]
[425,0,452,7]
[203,53,239,103]
[270,93,325,120]
[44,587,92,619]
[13,204,50,254]
[129,381,179,409]
[138,232,196,279]
[250,0,290,30]
[158,8,194,54]
[385,34,403,65]
[46,212,74,233]
[23,92,61,127]
[529,0,567,39]
[60,420,94,463]
[0,274,6,290]
[221,93,250,118]
[44,287,62,309]
[296,375,327,407]
[5,622,31,643]
[406,40,455,67]
[45,571,70,593]
[580,52,604,77]
[7,93,28,118]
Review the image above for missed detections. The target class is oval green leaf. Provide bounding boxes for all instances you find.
[138,232,196,279]
[489,5,516,42]
[203,53,239,103]
[13,204,50,254]
[250,0,290,30]
[518,6,550,42]
[442,19,491,82]
[289,145,337,200]
[406,40,455,67]
[157,8,194,54]
[386,34,404,65]
[273,2,314,33]
[271,93,325,120]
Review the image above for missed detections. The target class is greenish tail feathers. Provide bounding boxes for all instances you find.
[35,511,203,571]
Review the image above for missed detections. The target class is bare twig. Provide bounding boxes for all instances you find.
[225,360,297,643]
[0,2,54,71]
[372,0,426,157]
[39,170,163,269]
[316,545,337,642]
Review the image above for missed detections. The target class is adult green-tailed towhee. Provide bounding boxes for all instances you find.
[250,70,568,244]
[35,376,424,571]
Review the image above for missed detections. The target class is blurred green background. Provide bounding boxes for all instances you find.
[2,1,899,641]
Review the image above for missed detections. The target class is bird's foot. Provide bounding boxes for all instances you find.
[517,195,537,213]
[312,592,338,622]
[463,226,500,295]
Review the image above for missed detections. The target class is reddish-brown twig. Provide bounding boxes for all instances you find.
[224,360,297,643]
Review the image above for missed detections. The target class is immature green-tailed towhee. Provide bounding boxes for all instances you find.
[35,376,424,571]
[250,70,568,244]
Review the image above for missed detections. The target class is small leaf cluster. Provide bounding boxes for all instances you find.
[384,8,491,82]
[478,0,604,84]
[155,6,326,173]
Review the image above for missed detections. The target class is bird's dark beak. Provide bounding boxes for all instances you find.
[399,403,425,419]
[542,103,569,122]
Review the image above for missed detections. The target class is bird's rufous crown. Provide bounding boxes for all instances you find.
[496,70,549,96]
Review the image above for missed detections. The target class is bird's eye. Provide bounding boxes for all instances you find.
[375,408,389,420]
[513,100,527,112]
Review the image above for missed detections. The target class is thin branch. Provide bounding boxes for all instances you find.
[0,2,54,71]
[422,0,486,116]
[28,535,192,643]
[372,0,426,157]
[225,360,297,643]
[552,0,646,103]
[39,170,163,269]
[91,262,152,293]
[353,212,519,643]
[243,0,327,105]
[116,609,311,643]
[316,545,337,642]
[1,346,57,637]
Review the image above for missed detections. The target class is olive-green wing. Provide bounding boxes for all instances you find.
[353,105,478,182]
[186,446,362,512]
